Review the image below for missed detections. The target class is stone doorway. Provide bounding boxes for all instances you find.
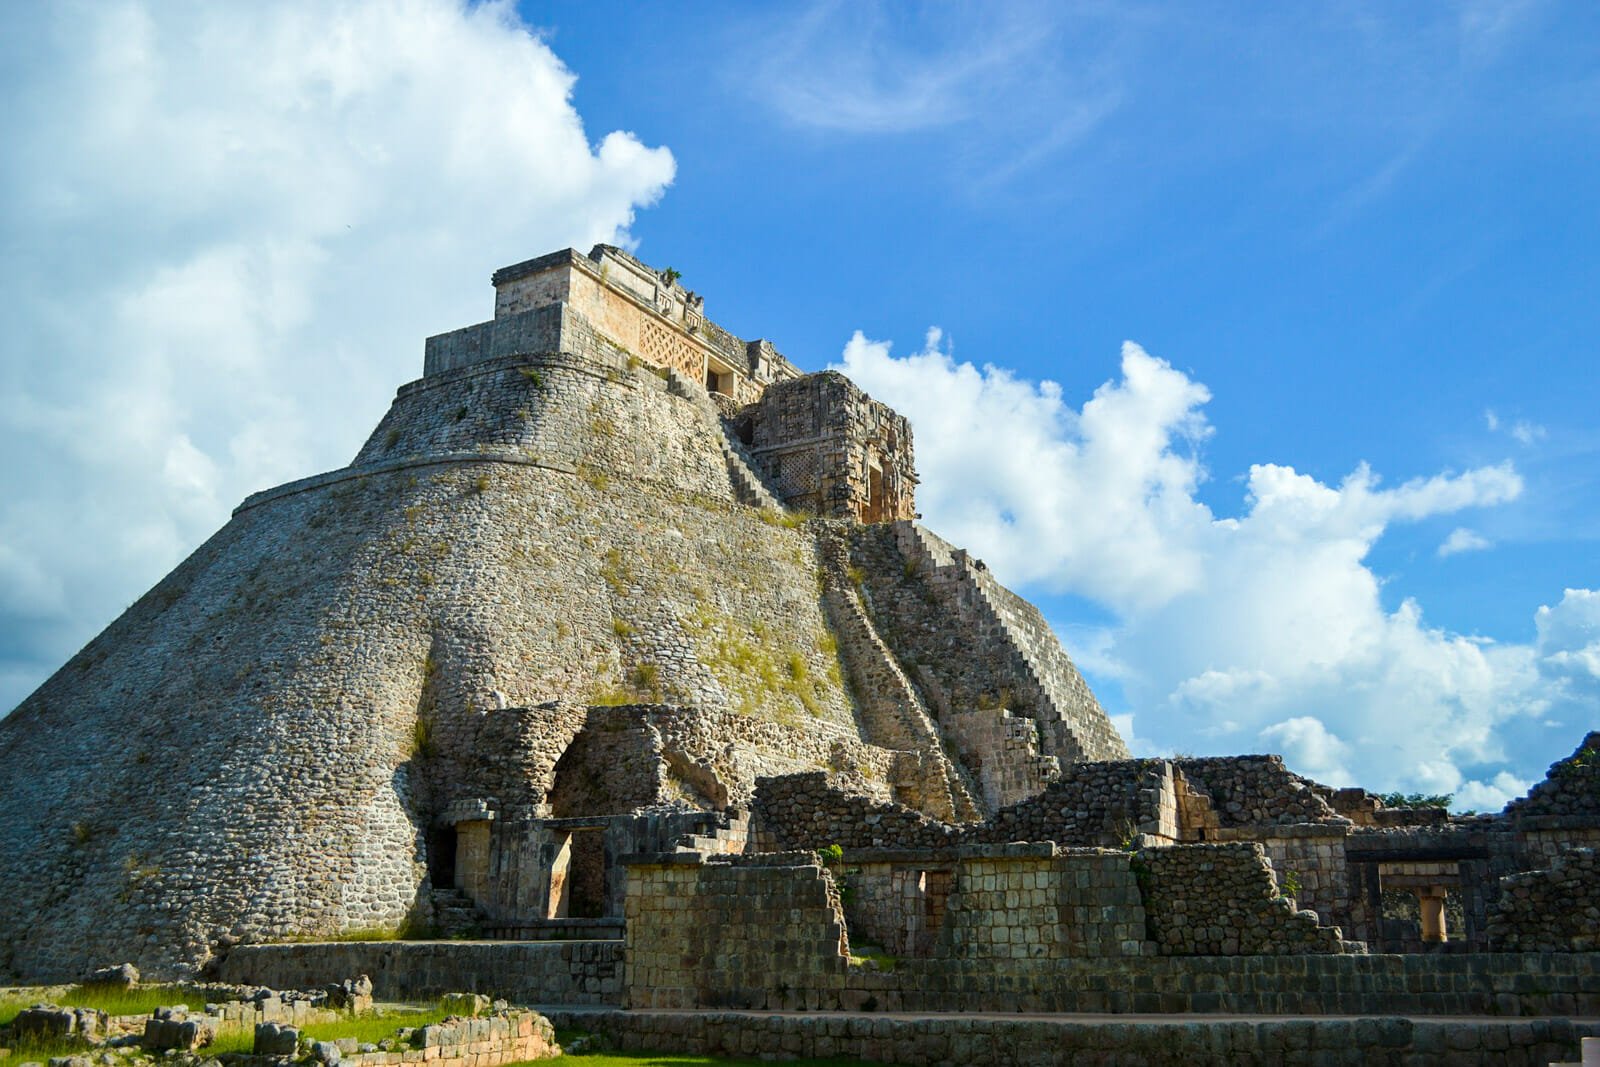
[547,828,607,919]
[427,825,457,890]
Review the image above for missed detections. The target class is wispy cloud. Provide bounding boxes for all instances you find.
[1511,421,1548,445]
[1486,408,1547,445]
[1439,527,1494,557]
[730,1,1128,179]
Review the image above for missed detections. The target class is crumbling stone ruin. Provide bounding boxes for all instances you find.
[1,245,1596,1064]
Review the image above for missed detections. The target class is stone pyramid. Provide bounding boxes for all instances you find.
[0,246,1126,979]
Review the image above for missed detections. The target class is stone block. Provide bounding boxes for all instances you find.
[142,1015,215,1052]
[255,1023,301,1056]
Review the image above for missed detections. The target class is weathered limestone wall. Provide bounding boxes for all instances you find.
[1137,842,1351,955]
[543,1008,1600,1067]
[937,845,1150,960]
[751,773,956,851]
[974,760,1174,847]
[829,845,1150,964]
[751,760,1334,854]
[1173,755,1341,827]
[1487,848,1600,952]
[217,941,622,1006]
[1237,823,1351,930]
[623,853,850,1010]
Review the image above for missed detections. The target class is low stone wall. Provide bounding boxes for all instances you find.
[216,941,621,1006]
[844,951,1600,1016]
[332,1009,558,1067]
[1488,848,1600,951]
[543,1008,1600,1067]
[1138,842,1350,955]
[1174,755,1341,826]
[751,773,954,852]
[972,761,1172,847]
[215,941,1600,1018]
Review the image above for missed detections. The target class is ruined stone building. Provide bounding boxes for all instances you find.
[1,247,1595,1055]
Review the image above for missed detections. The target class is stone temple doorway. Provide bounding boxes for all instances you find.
[427,826,457,890]
[547,827,607,919]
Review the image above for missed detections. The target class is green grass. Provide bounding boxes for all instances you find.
[55,984,210,1015]
[298,1004,453,1045]
[0,996,34,1027]
[1,1034,86,1067]
[210,1029,257,1055]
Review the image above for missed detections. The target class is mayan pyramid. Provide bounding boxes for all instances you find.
[0,246,1126,980]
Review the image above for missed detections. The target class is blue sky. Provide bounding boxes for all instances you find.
[1,1,1595,807]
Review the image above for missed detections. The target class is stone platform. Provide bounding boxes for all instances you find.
[541,1007,1600,1067]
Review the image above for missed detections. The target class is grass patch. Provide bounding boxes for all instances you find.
[0,996,41,1027]
[755,507,809,530]
[1,1034,86,1067]
[848,947,899,973]
[299,1004,453,1045]
[209,1029,257,1055]
[577,464,612,491]
[36,985,211,1016]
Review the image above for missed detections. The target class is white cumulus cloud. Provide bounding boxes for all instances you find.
[836,328,1588,806]
[0,0,675,712]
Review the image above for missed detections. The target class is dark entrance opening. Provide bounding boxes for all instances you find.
[427,825,458,890]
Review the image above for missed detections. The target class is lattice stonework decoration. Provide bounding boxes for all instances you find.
[639,318,705,382]
[777,452,820,499]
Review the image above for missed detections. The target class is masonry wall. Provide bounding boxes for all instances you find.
[623,853,850,1010]
[742,372,916,522]
[544,1008,1600,1067]
[217,941,622,1005]
[938,846,1150,960]
[337,1010,559,1067]
[1487,848,1600,952]
[1138,842,1351,955]
[1228,823,1351,930]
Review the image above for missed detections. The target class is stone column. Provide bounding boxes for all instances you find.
[1418,888,1449,942]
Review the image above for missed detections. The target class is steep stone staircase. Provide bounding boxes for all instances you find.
[661,367,786,511]
[891,521,1127,762]
[717,426,785,511]
[815,523,982,823]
